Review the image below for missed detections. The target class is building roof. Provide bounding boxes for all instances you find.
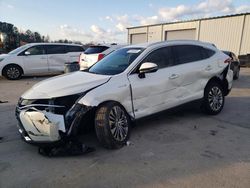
[127,12,250,29]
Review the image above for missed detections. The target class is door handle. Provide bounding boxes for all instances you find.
[169,74,179,79]
[40,57,47,59]
[205,65,212,71]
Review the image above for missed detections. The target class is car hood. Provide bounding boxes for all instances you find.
[0,54,9,59]
[22,71,111,99]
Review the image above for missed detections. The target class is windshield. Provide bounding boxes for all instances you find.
[8,45,30,55]
[87,47,144,75]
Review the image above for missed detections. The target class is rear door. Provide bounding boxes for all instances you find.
[46,45,67,73]
[170,45,216,101]
[20,45,49,74]
[128,46,180,118]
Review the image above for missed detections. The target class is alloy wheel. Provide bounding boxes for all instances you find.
[208,86,223,111]
[6,67,20,79]
[109,106,128,141]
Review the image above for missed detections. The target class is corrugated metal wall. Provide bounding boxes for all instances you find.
[148,25,162,42]
[128,13,250,56]
[240,14,250,55]
[199,16,244,54]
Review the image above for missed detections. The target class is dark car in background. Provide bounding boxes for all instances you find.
[223,51,240,80]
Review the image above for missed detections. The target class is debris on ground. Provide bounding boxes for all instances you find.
[0,100,8,104]
[126,141,133,146]
[210,130,218,136]
[38,140,95,157]
[193,125,198,129]
[0,137,3,142]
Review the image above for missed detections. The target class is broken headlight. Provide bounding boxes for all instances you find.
[17,92,86,115]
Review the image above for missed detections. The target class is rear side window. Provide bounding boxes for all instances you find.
[84,46,109,54]
[142,47,174,69]
[203,48,215,58]
[66,45,84,53]
[46,45,66,54]
[173,45,213,65]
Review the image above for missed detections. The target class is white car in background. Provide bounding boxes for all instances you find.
[0,43,85,80]
[16,40,233,149]
[79,44,125,70]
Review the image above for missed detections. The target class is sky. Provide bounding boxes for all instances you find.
[0,0,250,43]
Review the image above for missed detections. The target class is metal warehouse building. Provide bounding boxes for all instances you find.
[127,13,250,57]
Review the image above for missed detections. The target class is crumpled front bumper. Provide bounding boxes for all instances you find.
[16,103,93,144]
[16,108,66,143]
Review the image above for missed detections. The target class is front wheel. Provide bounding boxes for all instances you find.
[202,82,225,115]
[95,102,131,149]
[3,65,22,80]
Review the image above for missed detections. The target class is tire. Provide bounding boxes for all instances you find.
[3,65,22,80]
[233,67,240,80]
[95,102,131,149]
[202,82,225,115]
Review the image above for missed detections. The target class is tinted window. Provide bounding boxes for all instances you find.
[22,45,45,55]
[203,48,215,58]
[66,45,84,52]
[84,46,109,54]
[173,45,209,65]
[88,48,143,75]
[46,45,65,54]
[142,47,174,69]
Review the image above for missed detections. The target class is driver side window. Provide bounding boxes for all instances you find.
[24,46,45,55]
[142,47,174,69]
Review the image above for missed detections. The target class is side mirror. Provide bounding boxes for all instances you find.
[139,62,158,73]
[138,62,158,78]
[24,51,31,56]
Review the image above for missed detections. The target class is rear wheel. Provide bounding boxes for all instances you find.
[95,102,131,149]
[202,82,224,115]
[3,65,22,80]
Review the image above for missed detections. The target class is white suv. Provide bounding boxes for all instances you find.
[0,43,84,80]
[79,44,124,70]
[16,40,233,149]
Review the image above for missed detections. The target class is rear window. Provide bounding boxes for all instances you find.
[84,46,109,54]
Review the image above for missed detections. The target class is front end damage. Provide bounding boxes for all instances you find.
[15,94,94,146]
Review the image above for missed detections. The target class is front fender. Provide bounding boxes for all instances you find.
[77,75,134,118]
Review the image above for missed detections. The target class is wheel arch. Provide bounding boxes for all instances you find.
[96,100,134,120]
[204,76,229,96]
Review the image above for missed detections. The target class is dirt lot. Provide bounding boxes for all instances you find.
[0,69,250,188]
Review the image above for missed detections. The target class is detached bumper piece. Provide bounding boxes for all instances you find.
[16,103,95,156]
[19,110,65,142]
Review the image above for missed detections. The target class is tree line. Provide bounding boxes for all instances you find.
[0,21,84,53]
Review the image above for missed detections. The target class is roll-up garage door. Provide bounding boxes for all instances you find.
[165,29,196,40]
[130,33,147,44]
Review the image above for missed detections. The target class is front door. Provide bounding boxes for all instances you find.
[22,45,49,74]
[128,46,179,119]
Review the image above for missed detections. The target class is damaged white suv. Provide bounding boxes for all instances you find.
[16,40,233,149]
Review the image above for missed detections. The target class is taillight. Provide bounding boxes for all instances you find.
[224,58,232,64]
[97,53,105,61]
